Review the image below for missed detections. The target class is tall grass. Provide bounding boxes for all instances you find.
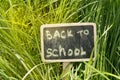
[0,0,120,80]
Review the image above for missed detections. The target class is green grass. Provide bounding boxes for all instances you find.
[0,0,120,80]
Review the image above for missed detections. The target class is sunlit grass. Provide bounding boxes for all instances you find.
[0,0,120,80]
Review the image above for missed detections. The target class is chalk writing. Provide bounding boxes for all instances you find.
[77,29,89,37]
[46,45,86,58]
[46,30,73,40]
[46,29,89,40]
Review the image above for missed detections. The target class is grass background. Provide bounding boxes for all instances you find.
[0,0,120,80]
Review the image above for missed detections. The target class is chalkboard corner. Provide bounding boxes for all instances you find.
[40,24,46,31]
[41,55,46,63]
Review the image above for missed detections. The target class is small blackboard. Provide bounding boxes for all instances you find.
[41,23,96,62]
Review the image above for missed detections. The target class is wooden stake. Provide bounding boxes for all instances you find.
[62,62,73,80]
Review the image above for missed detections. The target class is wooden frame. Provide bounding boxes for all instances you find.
[40,23,96,62]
